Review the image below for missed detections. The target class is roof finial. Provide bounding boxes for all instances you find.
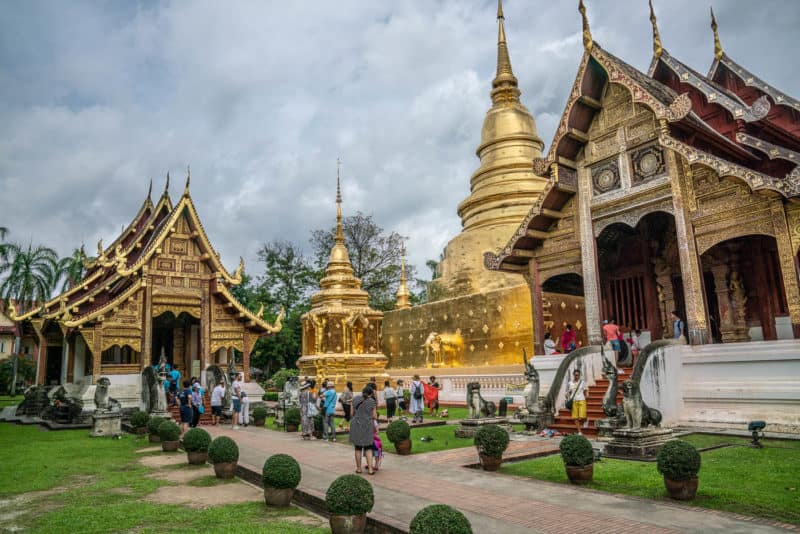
[147,178,153,199]
[164,172,170,195]
[184,165,191,196]
[491,0,520,105]
[649,0,663,59]
[579,0,593,52]
[710,7,723,60]
[395,240,411,310]
[335,158,344,244]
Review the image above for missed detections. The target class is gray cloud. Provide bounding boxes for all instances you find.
[1,0,798,277]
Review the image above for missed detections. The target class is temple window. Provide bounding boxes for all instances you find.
[101,345,140,365]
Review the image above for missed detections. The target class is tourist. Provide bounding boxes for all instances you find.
[369,376,377,390]
[210,380,225,426]
[396,379,406,414]
[627,329,641,358]
[383,380,397,421]
[603,318,622,364]
[322,381,337,442]
[236,373,250,427]
[671,310,686,342]
[350,385,377,475]
[543,332,559,355]
[372,420,383,472]
[231,372,242,430]
[170,365,181,407]
[339,381,354,431]
[425,376,440,417]
[178,379,192,433]
[561,324,577,353]
[190,383,202,428]
[299,379,317,440]
[567,369,588,435]
[410,374,425,423]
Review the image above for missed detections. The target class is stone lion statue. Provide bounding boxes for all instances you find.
[620,380,662,429]
[94,377,120,413]
[466,382,496,419]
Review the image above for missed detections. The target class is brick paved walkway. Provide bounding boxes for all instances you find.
[207,425,794,534]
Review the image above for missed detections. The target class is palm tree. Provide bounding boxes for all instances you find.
[0,243,59,313]
[56,248,88,292]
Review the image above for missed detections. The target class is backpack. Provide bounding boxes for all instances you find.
[413,383,423,400]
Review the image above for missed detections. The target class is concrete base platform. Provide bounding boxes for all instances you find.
[455,417,512,438]
[603,427,675,461]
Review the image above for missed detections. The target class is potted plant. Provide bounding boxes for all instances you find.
[130,410,150,435]
[657,440,701,500]
[262,453,301,507]
[386,420,412,455]
[158,420,181,452]
[559,434,594,484]
[208,436,239,479]
[410,504,472,534]
[252,406,268,427]
[326,474,374,534]
[473,424,509,471]
[147,416,166,443]
[183,427,211,465]
[285,407,301,432]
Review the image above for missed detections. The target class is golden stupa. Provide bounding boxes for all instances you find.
[298,167,389,390]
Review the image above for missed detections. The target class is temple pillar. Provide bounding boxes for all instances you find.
[665,149,708,344]
[142,274,152,370]
[771,202,800,338]
[524,260,545,355]
[577,164,603,345]
[243,331,251,383]
[92,329,103,383]
[654,258,675,339]
[60,334,69,385]
[200,285,210,371]
[710,261,735,342]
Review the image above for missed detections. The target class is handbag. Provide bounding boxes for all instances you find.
[565,380,582,411]
[307,400,319,417]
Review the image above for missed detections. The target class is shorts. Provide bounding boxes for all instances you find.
[610,340,621,351]
[211,405,222,416]
[232,399,242,413]
[354,445,373,452]
[180,406,193,423]
[571,400,587,420]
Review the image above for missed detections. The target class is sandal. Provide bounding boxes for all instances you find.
[367,470,375,475]
[355,469,363,474]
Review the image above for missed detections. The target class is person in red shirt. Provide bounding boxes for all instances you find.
[602,318,622,363]
[561,324,577,353]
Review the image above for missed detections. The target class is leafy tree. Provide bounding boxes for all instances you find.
[55,247,88,292]
[0,357,35,395]
[310,212,416,310]
[0,243,59,313]
[257,240,318,311]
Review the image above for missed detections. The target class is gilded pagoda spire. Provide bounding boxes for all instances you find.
[579,0,593,52]
[649,0,663,59]
[321,159,358,291]
[710,7,723,60]
[491,0,520,105]
[395,242,411,310]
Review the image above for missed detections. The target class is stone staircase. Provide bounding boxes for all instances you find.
[168,392,215,426]
[550,364,632,437]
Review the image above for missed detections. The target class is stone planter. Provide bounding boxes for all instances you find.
[663,475,698,500]
[149,433,161,443]
[161,440,180,452]
[213,461,238,479]
[329,514,367,534]
[253,417,266,427]
[263,486,294,507]
[393,439,412,455]
[565,464,594,485]
[187,450,208,465]
[135,426,148,435]
[286,424,298,433]
[479,454,502,472]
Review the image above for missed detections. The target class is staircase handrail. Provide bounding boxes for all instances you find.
[631,339,680,383]
[544,345,602,415]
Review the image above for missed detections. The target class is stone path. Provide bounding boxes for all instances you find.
[206,425,795,534]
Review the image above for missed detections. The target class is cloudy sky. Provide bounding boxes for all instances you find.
[1,0,798,281]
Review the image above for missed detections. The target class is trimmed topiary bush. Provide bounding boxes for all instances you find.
[410,504,472,534]
[262,454,301,489]
[262,391,279,402]
[559,434,594,467]
[285,407,301,427]
[474,424,510,458]
[270,369,299,392]
[147,415,167,435]
[157,420,181,442]
[386,420,411,444]
[183,427,211,452]
[657,440,701,481]
[253,406,268,421]
[208,436,239,463]
[130,410,150,429]
[325,474,374,516]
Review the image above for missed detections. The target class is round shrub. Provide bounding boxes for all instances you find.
[474,424,509,458]
[208,436,239,463]
[386,419,411,443]
[182,427,211,452]
[147,415,167,435]
[130,410,150,428]
[325,474,374,516]
[559,434,594,467]
[657,440,701,481]
[262,454,301,489]
[262,391,279,402]
[252,406,268,420]
[157,420,180,442]
[410,504,472,534]
[285,407,301,426]
[271,369,299,391]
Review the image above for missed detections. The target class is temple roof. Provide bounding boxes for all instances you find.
[710,53,800,116]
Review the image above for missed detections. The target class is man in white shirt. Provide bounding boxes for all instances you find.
[567,369,588,435]
[210,382,225,426]
[231,375,242,430]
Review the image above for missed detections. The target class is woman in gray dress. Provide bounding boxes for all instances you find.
[299,379,317,440]
[350,385,377,474]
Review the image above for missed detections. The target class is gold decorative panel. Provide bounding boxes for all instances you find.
[157,258,176,271]
[182,260,199,274]
[169,238,188,255]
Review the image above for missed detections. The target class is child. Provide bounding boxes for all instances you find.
[372,420,383,472]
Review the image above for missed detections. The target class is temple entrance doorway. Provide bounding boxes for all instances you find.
[541,273,587,351]
[45,346,62,385]
[596,211,680,344]
[701,235,790,342]
[151,311,201,378]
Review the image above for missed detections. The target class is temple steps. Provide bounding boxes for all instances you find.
[168,392,216,426]
[549,366,632,437]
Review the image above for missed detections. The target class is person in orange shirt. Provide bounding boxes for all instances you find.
[602,318,622,364]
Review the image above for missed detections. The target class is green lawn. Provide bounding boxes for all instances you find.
[379,423,474,455]
[500,435,800,524]
[377,406,470,421]
[0,395,22,407]
[0,424,328,533]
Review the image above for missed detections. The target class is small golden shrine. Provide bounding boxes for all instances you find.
[298,169,389,390]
